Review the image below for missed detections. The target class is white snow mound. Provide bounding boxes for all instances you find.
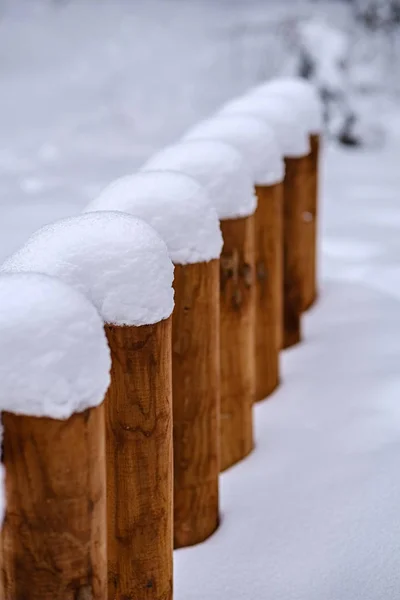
[1,212,174,326]
[184,114,284,186]
[85,171,223,265]
[221,94,310,158]
[0,272,110,419]
[142,140,257,220]
[253,77,323,134]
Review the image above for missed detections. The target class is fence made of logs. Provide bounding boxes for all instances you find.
[0,76,322,600]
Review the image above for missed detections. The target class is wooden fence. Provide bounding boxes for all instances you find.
[0,77,322,600]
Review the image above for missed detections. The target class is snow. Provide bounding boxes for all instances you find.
[251,77,323,134]
[298,18,350,94]
[143,140,257,220]
[1,212,174,327]
[172,118,400,600]
[220,94,311,158]
[85,171,223,265]
[184,114,284,186]
[0,0,291,256]
[1,1,400,598]
[0,272,110,420]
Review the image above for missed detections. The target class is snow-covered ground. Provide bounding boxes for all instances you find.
[0,0,339,260]
[175,127,400,599]
[2,2,400,599]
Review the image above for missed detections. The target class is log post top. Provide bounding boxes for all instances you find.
[85,170,223,266]
[1,211,174,327]
[184,113,284,188]
[142,138,257,221]
[0,272,110,420]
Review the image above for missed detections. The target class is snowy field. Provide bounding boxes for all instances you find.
[175,131,400,599]
[2,1,400,599]
[0,0,355,260]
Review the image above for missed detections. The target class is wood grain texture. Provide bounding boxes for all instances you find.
[105,319,173,600]
[302,134,320,311]
[254,183,283,401]
[1,405,107,600]
[220,216,255,471]
[172,260,220,548]
[283,155,308,348]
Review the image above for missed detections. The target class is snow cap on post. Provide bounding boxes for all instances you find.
[142,140,257,220]
[184,114,285,186]
[85,171,223,265]
[1,212,174,327]
[250,77,323,134]
[220,94,310,158]
[0,272,111,419]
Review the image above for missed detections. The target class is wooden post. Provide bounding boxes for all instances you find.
[105,318,173,600]
[283,155,308,348]
[302,133,320,311]
[219,216,255,471]
[254,182,283,401]
[1,404,107,600]
[172,260,220,548]
[0,466,3,600]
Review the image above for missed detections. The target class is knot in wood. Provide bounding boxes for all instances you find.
[75,586,92,600]
[220,249,240,289]
[240,262,253,288]
[231,287,243,310]
[221,250,252,308]
[256,261,268,282]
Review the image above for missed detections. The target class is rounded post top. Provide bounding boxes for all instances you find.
[221,93,310,158]
[250,77,323,135]
[1,211,174,327]
[0,272,111,419]
[184,114,284,187]
[142,139,257,220]
[85,170,223,265]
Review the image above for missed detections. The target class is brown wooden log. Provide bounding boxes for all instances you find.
[1,404,107,600]
[172,260,220,548]
[254,182,283,401]
[219,216,255,471]
[105,319,173,600]
[302,133,320,311]
[283,155,308,348]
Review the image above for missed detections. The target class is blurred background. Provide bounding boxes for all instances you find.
[1,0,399,257]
